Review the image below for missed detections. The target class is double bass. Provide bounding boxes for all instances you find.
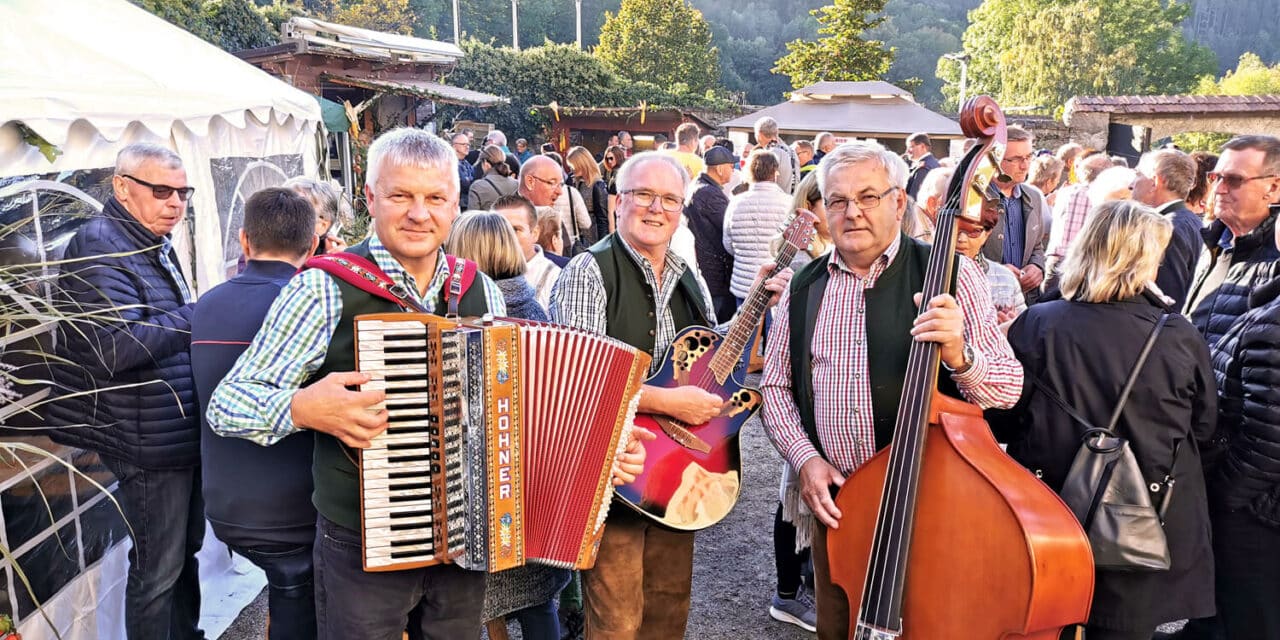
[827,97,1095,639]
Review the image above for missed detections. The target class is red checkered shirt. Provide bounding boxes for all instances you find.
[761,236,1024,475]
[1046,183,1091,261]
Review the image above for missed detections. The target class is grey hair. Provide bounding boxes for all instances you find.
[817,141,910,196]
[754,116,779,139]
[676,122,700,146]
[1140,149,1196,199]
[485,129,508,148]
[917,166,955,205]
[365,128,458,193]
[813,131,833,148]
[115,143,183,175]
[615,151,689,193]
[284,176,351,227]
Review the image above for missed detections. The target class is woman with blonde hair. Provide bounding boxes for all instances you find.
[444,212,567,638]
[446,212,543,322]
[567,145,610,238]
[989,200,1217,640]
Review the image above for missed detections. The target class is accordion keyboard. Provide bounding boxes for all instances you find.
[356,318,461,570]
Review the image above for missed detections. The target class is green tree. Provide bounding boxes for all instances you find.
[772,0,894,90]
[443,40,727,141]
[939,0,1215,114]
[594,0,721,95]
[1174,52,1280,152]
[132,0,214,39]
[204,0,279,51]
[330,0,417,34]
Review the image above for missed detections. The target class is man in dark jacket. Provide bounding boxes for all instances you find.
[1192,135,1280,640]
[684,145,738,321]
[191,188,319,640]
[1169,135,1280,640]
[1184,135,1280,349]
[50,143,203,639]
[1132,148,1205,310]
[904,132,941,200]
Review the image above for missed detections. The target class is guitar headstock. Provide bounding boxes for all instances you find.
[782,209,819,254]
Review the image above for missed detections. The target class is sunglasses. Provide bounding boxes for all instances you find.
[957,225,991,238]
[1208,172,1277,190]
[121,174,195,201]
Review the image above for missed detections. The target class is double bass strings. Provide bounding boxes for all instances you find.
[859,165,972,631]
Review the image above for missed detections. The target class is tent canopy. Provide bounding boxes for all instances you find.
[720,82,961,140]
[0,0,322,146]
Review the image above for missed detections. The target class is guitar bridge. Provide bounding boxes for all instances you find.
[658,418,712,454]
[853,622,901,640]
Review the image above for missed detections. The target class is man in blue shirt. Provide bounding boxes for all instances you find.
[981,126,1048,305]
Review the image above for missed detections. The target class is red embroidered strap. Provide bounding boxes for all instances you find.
[442,255,477,318]
[302,252,428,312]
[303,252,476,315]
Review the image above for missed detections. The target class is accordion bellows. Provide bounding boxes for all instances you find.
[354,313,650,573]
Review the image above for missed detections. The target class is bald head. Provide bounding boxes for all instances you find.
[518,155,564,206]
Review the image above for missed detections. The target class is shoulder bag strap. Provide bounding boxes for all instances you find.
[1033,313,1170,434]
[442,254,477,318]
[1104,313,1169,431]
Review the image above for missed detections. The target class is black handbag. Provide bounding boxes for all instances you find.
[1036,313,1175,571]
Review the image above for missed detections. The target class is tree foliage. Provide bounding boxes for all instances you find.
[132,0,278,51]
[1174,52,1280,152]
[772,0,895,91]
[594,0,721,95]
[443,40,729,143]
[939,0,1216,114]
[330,0,416,34]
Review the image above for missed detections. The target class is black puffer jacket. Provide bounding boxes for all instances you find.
[1210,274,1280,528]
[683,173,734,298]
[1185,212,1280,348]
[46,197,198,469]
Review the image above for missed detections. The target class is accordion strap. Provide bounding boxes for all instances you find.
[304,252,478,316]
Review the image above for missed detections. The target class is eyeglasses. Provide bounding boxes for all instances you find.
[121,174,195,201]
[825,186,899,213]
[957,225,991,238]
[1002,154,1033,165]
[529,174,561,188]
[623,189,683,213]
[1208,172,1278,190]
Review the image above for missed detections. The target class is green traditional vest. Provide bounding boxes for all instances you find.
[308,241,492,532]
[788,235,960,458]
[589,233,709,355]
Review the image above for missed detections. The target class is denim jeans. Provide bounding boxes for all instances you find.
[227,543,315,640]
[313,515,485,640]
[510,599,560,640]
[100,456,205,640]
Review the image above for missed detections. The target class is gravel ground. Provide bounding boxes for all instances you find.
[218,378,1183,639]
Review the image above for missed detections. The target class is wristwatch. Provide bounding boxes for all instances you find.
[944,343,976,375]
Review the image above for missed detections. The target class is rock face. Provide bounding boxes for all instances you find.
[1185,0,1278,72]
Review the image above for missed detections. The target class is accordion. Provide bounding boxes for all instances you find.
[353,313,651,573]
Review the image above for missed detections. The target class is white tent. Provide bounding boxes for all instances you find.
[0,1,323,637]
[0,0,324,292]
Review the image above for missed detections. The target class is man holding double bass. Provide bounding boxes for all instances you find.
[760,140,1024,639]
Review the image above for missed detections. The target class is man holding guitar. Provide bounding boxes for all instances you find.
[551,151,792,640]
[760,141,1023,639]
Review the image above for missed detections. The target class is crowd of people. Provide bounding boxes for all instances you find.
[38,112,1280,640]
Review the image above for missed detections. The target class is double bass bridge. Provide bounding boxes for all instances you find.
[853,621,901,640]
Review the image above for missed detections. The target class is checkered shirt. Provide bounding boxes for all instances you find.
[1046,183,1091,261]
[761,235,1024,475]
[549,235,715,374]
